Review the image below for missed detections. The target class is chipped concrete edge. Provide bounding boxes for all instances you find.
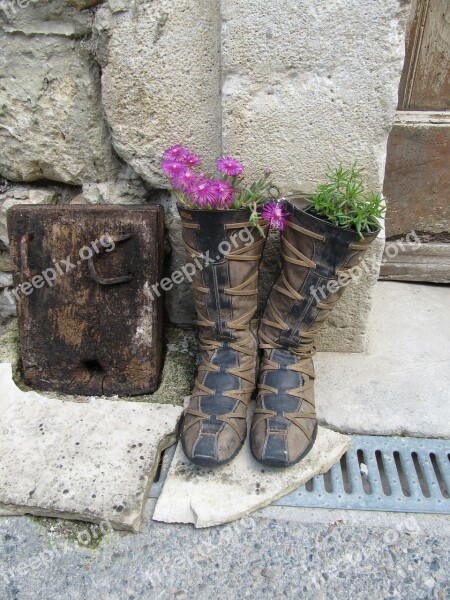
[194,435,351,529]
[0,415,183,533]
[152,432,352,529]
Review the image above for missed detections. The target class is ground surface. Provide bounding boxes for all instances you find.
[0,502,448,600]
[1,282,448,599]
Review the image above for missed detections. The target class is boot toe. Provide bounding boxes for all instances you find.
[251,418,317,468]
[182,419,246,467]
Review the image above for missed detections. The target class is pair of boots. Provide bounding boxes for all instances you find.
[178,196,378,468]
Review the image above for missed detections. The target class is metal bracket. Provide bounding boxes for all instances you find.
[88,232,134,286]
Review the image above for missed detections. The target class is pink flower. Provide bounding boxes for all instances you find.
[261,201,289,230]
[191,178,216,208]
[184,153,201,167]
[216,156,244,177]
[161,160,185,179]
[209,179,236,208]
[163,145,190,162]
[264,168,272,175]
[173,168,198,193]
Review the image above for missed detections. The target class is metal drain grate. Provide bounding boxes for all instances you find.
[149,444,177,498]
[273,435,450,513]
[150,435,450,514]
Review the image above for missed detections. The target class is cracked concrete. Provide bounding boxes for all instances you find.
[0,363,183,532]
[153,418,350,528]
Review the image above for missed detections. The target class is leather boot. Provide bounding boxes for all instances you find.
[251,195,380,467]
[178,206,268,467]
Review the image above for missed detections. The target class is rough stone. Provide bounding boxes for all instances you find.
[0,289,16,324]
[0,34,117,185]
[27,189,58,204]
[0,362,183,531]
[0,272,12,288]
[0,188,56,247]
[316,281,450,438]
[153,419,350,528]
[100,1,222,187]
[0,186,57,247]
[0,0,94,38]
[80,163,150,205]
[221,0,409,194]
[108,0,127,14]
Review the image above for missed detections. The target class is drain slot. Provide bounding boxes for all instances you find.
[393,450,411,497]
[375,450,391,496]
[340,454,352,494]
[430,452,449,498]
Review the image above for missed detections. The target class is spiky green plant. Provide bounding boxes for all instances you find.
[306,163,384,238]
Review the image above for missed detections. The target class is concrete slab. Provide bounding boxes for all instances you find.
[316,282,450,438]
[153,421,350,528]
[0,364,183,531]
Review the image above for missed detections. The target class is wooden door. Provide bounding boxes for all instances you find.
[382,0,450,282]
[7,205,164,397]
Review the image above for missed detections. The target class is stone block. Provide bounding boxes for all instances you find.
[80,164,149,205]
[0,186,57,247]
[0,34,117,185]
[0,0,94,37]
[316,281,450,438]
[99,1,222,187]
[221,0,409,194]
[108,0,128,14]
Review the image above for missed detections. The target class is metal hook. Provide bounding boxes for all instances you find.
[87,232,134,286]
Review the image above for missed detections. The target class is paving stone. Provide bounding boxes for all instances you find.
[0,363,183,531]
[153,421,350,528]
[316,282,450,438]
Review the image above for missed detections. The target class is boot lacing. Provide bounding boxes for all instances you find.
[255,220,334,438]
[183,221,268,440]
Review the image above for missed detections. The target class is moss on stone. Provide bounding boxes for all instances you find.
[0,319,20,363]
[144,325,196,406]
[29,515,111,550]
[0,319,33,392]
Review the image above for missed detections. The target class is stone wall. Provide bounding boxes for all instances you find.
[0,0,410,351]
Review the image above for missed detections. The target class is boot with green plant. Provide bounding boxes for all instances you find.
[251,163,384,467]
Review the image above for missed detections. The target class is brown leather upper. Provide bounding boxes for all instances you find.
[251,195,379,467]
[178,206,268,466]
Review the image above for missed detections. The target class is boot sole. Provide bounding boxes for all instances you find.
[251,421,318,468]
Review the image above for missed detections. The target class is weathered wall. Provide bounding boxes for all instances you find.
[0,0,410,351]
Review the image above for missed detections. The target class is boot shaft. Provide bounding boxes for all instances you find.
[178,206,268,345]
[177,206,268,467]
[260,195,380,353]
